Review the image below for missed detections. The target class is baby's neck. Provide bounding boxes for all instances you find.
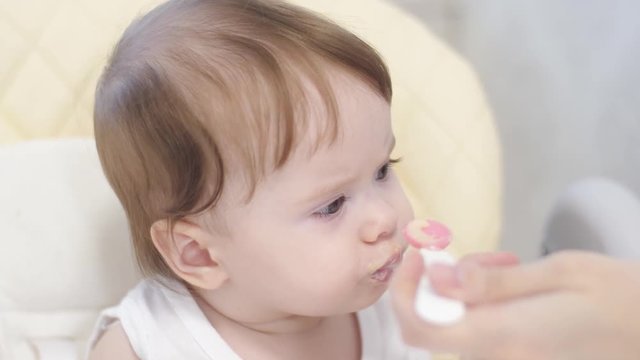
[192,291,361,359]
[193,289,335,334]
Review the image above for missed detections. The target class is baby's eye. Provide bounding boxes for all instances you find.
[314,196,346,218]
[376,158,400,181]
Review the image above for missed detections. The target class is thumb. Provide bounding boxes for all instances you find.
[392,249,424,299]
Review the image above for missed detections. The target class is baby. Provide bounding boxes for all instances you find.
[88,0,428,359]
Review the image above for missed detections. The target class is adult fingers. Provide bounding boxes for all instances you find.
[428,252,520,299]
[432,251,591,304]
[459,251,520,267]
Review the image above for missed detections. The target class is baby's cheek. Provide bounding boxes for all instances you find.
[292,260,355,299]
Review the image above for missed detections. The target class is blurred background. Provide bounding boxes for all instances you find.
[390,0,640,260]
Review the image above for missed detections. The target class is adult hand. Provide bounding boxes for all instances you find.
[391,250,640,360]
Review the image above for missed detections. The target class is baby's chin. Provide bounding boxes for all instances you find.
[294,276,392,316]
[350,279,391,311]
[314,288,389,317]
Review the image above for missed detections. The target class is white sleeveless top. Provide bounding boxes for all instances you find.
[87,278,430,360]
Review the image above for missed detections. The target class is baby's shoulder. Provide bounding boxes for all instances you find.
[86,278,174,359]
[88,322,139,360]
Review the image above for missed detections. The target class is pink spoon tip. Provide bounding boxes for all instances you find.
[403,219,452,250]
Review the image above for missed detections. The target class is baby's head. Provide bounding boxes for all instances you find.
[95,0,413,317]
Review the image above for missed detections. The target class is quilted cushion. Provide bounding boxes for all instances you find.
[0,0,158,142]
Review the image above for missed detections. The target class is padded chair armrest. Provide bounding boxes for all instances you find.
[31,339,78,360]
[543,177,640,258]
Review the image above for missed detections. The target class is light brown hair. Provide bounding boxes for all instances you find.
[94,0,392,278]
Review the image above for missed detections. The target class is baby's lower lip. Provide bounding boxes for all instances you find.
[371,267,394,282]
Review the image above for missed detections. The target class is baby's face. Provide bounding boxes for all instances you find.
[212,73,413,318]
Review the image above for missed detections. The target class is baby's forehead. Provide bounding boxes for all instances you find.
[231,68,381,163]
[227,72,388,177]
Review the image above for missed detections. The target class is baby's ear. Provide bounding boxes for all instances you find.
[150,219,228,290]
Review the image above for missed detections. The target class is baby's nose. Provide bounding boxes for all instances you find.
[359,198,398,243]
